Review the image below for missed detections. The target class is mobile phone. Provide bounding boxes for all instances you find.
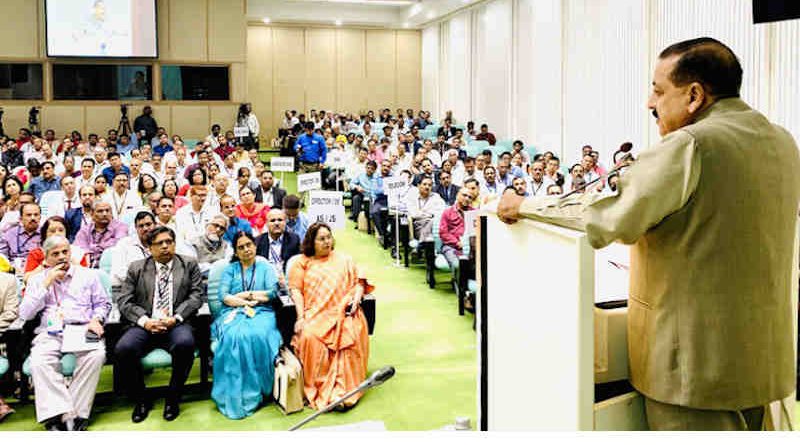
[85,331,101,342]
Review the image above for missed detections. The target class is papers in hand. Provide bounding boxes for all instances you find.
[61,324,103,353]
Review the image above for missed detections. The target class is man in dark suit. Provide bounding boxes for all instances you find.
[253,170,287,209]
[255,209,300,275]
[114,226,205,423]
[434,170,460,206]
[64,185,96,243]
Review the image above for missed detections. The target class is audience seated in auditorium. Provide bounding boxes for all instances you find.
[369,161,392,248]
[255,209,301,275]
[235,186,269,236]
[406,176,446,242]
[20,236,111,431]
[253,170,286,210]
[349,160,377,222]
[288,222,374,410]
[211,231,282,419]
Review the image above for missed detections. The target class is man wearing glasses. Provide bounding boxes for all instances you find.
[114,226,205,423]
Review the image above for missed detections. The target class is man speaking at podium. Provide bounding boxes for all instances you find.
[498,38,800,430]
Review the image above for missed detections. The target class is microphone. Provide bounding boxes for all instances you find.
[360,366,395,389]
[289,365,396,431]
[559,153,635,200]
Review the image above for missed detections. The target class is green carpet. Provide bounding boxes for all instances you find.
[1,168,478,430]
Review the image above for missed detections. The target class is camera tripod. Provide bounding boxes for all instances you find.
[118,104,132,136]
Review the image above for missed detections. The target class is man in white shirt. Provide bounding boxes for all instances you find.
[204,175,229,213]
[75,158,97,191]
[175,186,214,245]
[345,147,368,192]
[526,161,553,197]
[110,211,155,287]
[128,158,144,191]
[390,142,413,176]
[405,176,446,242]
[103,172,144,220]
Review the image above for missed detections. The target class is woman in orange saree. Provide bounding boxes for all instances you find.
[287,222,375,410]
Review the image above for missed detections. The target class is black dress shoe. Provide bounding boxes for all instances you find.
[71,417,89,431]
[44,416,66,431]
[163,400,180,421]
[131,402,152,423]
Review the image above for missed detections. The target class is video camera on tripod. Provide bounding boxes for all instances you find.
[28,106,40,134]
[0,107,5,138]
[118,103,132,136]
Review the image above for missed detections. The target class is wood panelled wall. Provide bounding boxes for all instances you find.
[248,25,422,141]
[0,0,246,139]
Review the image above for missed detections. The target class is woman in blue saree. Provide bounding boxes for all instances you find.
[211,231,283,419]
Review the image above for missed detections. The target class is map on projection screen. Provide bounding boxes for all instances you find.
[46,0,157,58]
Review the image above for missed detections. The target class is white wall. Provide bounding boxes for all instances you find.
[422,0,800,164]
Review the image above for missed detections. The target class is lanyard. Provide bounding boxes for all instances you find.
[269,239,282,265]
[15,227,36,256]
[191,210,204,227]
[532,181,544,195]
[113,190,127,215]
[240,262,256,292]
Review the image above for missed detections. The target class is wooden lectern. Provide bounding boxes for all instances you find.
[475,214,797,431]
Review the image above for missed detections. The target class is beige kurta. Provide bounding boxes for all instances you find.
[519,98,800,411]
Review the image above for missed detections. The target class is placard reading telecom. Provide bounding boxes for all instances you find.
[270,157,295,172]
[384,177,408,208]
[297,172,322,193]
[233,126,249,138]
[308,191,345,230]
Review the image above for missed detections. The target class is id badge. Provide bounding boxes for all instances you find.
[47,310,64,334]
[244,306,256,318]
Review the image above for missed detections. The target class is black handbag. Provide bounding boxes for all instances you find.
[360,295,376,335]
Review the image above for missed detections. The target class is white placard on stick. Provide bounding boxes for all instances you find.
[270,157,295,172]
[308,190,345,230]
[329,151,346,169]
[233,126,249,138]
[384,177,407,208]
[297,172,322,193]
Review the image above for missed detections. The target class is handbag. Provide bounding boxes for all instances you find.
[360,295,376,335]
[357,211,369,232]
[273,346,304,415]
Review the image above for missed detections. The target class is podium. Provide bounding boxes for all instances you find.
[475,213,798,431]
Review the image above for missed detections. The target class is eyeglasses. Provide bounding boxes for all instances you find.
[152,239,175,246]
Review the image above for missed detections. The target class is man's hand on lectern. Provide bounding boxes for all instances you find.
[497,188,524,225]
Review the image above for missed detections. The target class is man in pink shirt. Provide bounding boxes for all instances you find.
[438,187,474,281]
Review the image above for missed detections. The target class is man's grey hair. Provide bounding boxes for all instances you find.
[43,235,70,254]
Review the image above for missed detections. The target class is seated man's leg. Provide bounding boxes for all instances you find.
[644,396,762,431]
[413,217,434,242]
[166,323,196,403]
[68,344,107,423]
[29,333,72,424]
[114,327,151,403]
[440,245,461,281]
[351,191,363,220]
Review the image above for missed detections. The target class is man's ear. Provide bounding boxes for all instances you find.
[686,82,707,114]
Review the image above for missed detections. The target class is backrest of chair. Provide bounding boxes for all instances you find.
[206,259,229,318]
[95,269,112,299]
[431,211,444,253]
[98,246,116,277]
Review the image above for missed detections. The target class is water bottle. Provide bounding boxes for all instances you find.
[440,417,472,431]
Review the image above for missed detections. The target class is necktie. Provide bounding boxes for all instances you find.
[155,263,172,319]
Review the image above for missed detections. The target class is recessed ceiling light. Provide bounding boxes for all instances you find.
[262,17,271,24]
[403,22,409,28]
[335,19,343,26]
[426,11,435,19]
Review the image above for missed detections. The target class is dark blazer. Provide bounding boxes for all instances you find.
[254,185,287,209]
[435,184,460,206]
[255,230,301,274]
[116,254,205,326]
[65,208,85,243]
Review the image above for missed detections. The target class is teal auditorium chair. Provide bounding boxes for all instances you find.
[205,259,229,355]
[495,140,514,151]
[0,355,8,379]
[425,212,452,289]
